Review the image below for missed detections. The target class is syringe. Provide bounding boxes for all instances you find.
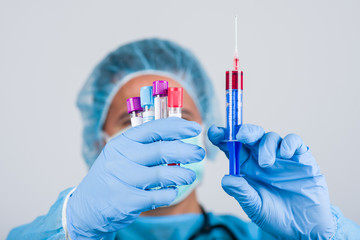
[225,16,243,176]
[153,80,168,120]
[126,97,143,127]
[140,86,155,123]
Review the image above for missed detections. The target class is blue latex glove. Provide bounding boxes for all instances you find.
[208,124,336,239]
[66,118,205,239]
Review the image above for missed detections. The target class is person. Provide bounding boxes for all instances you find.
[7,38,360,240]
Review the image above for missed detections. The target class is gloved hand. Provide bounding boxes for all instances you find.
[66,118,205,240]
[208,124,336,240]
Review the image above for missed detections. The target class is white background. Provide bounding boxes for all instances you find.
[1,0,359,238]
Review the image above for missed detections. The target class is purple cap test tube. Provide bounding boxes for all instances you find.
[153,80,168,120]
[126,97,143,127]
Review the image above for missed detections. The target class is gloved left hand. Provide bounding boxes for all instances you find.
[208,124,336,239]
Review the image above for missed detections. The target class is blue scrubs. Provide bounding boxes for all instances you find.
[7,188,360,239]
[116,212,272,239]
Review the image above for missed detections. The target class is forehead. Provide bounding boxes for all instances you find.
[111,74,194,111]
[116,75,182,102]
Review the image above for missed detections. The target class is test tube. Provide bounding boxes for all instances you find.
[153,80,168,120]
[126,97,143,127]
[168,87,183,166]
[140,86,155,123]
[168,87,183,118]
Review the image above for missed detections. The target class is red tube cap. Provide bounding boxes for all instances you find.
[168,87,183,108]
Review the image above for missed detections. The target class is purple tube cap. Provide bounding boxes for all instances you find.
[126,97,143,114]
[152,80,168,96]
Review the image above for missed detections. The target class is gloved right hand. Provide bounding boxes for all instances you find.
[66,118,205,240]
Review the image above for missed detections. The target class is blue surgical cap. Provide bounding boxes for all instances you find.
[77,38,220,168]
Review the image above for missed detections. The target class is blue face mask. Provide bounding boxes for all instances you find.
[172,129,206,205]
[103,126,206,206]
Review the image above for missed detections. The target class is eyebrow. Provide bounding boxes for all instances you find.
[181,108,194,118]
[117,112,130,122]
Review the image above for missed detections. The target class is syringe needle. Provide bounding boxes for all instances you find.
[235,15,238,53]
[234,15,239,70]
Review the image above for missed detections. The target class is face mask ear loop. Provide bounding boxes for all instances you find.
[102,131,111,143]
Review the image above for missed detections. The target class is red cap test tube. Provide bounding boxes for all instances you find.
[167,87,183,166]
[168,87,183,118]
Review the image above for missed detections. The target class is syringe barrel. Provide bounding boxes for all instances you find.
[226,71,243,141]
[226,70,243,176]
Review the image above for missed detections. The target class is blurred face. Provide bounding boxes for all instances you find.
[103,75,202,136]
